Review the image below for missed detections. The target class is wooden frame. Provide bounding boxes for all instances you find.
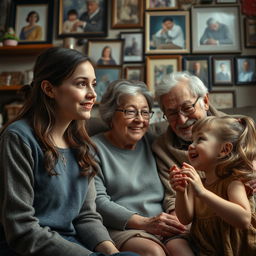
[146,55,182,96]
[145,0,178,10]
[95,66,122,103]
[235,56,256,85]
[87,39,124,66]
[57,0,107,38]
[212,56,234,86]
[10,0,53,44]
[244,17,256,48]
[124,65,144,81]
[111,0,143,29]
[209,91,236,109]
[120,32,144,63]
[191,5,241,53]
[145,11,190,54]
[216,0,237,3]
[182,56,212,91]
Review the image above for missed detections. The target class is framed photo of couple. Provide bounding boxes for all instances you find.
[191,5,241,53]
[10,0,54,44]
[57,0,108,37]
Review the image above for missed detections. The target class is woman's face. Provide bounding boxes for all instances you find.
[28,13,38,24]
[110,93,150,149]
[50,61,97,122]
[103,47,111,57]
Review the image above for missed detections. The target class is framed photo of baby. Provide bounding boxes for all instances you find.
[10,0,54,44]
[191,5,241,53]
[58,0,107,37]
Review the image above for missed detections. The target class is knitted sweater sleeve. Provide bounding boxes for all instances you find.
[0,131,98,256]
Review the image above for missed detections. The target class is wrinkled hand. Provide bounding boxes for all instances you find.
[169,165,187,192]
[143,212,188,237]
[205,38,218,45]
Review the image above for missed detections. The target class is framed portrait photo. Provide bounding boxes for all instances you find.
[124,65,144,81]
[245,17,256,48]
[10,0,54,44]
[95,67,122,103]
[87,39,124,66]
[235,56,256,85]
[146,55,182,97]
[57,0,107,38]
[145,11,190,54]
[111,0,143,29]
[120,32,143,63]
[191,5,241,53]
[212,56,234,86]
[209,91,236,109]
[145,0,178,10]
[182,56,212,91]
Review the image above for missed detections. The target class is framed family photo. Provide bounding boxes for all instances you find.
[10,0,54,44]
[191,5,241,53]
[120,32,143,63]
[212,56,234,86]
[235,56,256,85]
[182,56,212,91]
[95,67,122,103]
[57,0,107,37]
[146,55,182,97]
[145,0,178,10]
[111,0,143,29]
[124,66,144,81]
[145,11,190,54]
[209,91,236,109]
[87,39,124,66]
[244,17,256,48]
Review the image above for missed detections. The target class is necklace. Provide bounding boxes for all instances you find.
[60,153,67,167]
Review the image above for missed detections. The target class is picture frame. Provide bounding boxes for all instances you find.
[146,55,182,97]
[10,0,54,44]
[124,66,144,81]
[209,91,236,109]
[191,5,241,53]
[182,56,212,91]
[212,56,234,86]
[234,56,256,85]
[244,17,256,48]
[87,39,124,66]
[145,11,190,54]
[111,0,143,29]
[145,0,178,10]
[95,66,122,103]
[57,0,107,38]
[120,32,144,63]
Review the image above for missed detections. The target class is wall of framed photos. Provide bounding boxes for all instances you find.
[0,0,256,122]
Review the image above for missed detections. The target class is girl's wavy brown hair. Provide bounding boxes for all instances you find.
[192,115,256,181]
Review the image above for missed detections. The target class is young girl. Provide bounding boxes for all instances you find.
[0,47,139,256]
[170,115,256,255]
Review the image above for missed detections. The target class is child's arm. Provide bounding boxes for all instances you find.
[181,163,251,229]
[169,165,194,225]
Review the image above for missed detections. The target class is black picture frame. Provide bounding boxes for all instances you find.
[182,56,212,91]
[58,0,107,38]
[10,0,53,44]
[235,56,256,85]
[120,32,144,63]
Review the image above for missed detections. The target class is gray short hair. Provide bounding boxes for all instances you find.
[155,71,208,111]
[207,17,217,26]
[99,79,154,127]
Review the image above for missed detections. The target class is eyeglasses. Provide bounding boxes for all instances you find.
[163,96,201,121]
[116,109,154,120]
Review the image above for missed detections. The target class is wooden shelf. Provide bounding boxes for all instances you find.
[0,85,23,91]
[0,44,53,56]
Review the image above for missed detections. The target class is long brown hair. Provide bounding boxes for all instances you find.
[2,47,97,177]
[192,115,256,181]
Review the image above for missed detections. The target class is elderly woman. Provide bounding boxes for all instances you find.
[92,80,189,256]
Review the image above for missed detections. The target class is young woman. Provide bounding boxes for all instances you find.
[0,47,139,256]
[170,115,256,255]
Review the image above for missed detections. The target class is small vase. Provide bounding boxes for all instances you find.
[3,39,18,46]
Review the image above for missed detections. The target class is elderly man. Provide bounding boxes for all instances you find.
[73,0,103,32]
[152,71,256,235]
[200,17,233,45]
